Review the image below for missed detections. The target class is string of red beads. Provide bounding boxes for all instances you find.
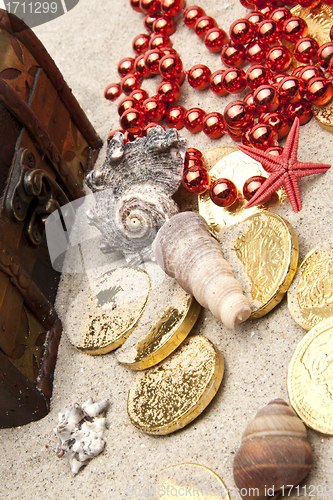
[105,0,333,205]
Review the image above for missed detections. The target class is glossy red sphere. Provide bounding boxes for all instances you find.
[153,16,176,36]
[194,16,217,39]
[243,176,268,201]
[266,45,292,71]
[129,88,149,104]
[230,19,255,45]
[297,64,323,83]
[120,108,145,133]
[134,54,153,78]
[140,0,161,13]
[248,123,278,149]
[246,64,271,90]
[270,7,291,28]
[277,75,305,104]
[221,44,246,68]
[258,20,280,46]
[253,85,280,112]
[202,112,226,139]
[121,74,143,95]
[165,106,186,129]
[224,100,252,129]
[246,41,266,64]
[209,71,229,96]
[294,37,319,63]
[144,49,163,74]
[209,179,238,207]
[183,6,206,28]
[104,83,122,101]
[132,33,151,54]
[161,0,185,17]
[117,57,135,77]
[184,108,206,133]
[186,148,204,162]
[156,80,181,103]
[306,77,333,105]
[204,28,229,52]
[244,92,260,118]
[117,96,138,116]
[222,67,246,93]
[149,34,172,50]
[317,42,333,69]
[187,64,212,89]
[285,100,313,125]
[283,17,308,43]
[144,12,159,31]
[260,111,291,138]
[130,0,142,12]
[245,12,265,29]
[159,54,183,80]
[182,165,210,194]
[142,97,166,122]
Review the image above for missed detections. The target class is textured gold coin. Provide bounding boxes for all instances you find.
[288,241,333,330]
[127,335,224,435]
[199,149,284,234]
[312,100,333,132]
[64,266,150,354]
[288,317,333,434]
[155,464,231,500]
[291,3,333,45]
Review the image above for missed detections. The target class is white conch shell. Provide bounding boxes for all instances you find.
[152,212,251,329]
[54,398,109,474]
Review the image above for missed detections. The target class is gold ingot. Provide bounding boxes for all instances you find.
[154,464,231,500]
[288,241,333,330]
[312,100,333,132]
[127,335,224,435]
[116,263,201,370]
[220,212,299,318]
[291,3,333,45]
[288,317,333,434]
[199,148,284,234]
[64,266,150,354]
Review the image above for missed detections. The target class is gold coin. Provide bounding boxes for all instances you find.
[288,241,333,330]
[291,3,333,45]
[64,266,150,354]
[199,149,284,234]
[116,262,201,370]
[220,212,299,318]
[288,317,333,434]
[127,335,224,435]
[155,464,231,500]
[312,100,333,132]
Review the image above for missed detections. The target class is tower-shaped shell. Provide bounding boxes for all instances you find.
[233,399,313,500]
[152,211,251,329]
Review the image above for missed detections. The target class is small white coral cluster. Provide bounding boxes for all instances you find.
[54,398,109,474]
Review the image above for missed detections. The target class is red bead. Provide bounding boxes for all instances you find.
[149,34,172,50]
[286,100,313,125]
[245,12,265,29]
[222,67,246,93]
[266,45,292,71]
[142,97,166,122]
[161,0,185,17]
[182,165,210,194]
[240,0,256,7]
[245,64,271,90]
[230,19,255,45]
[258,20,280,46]
[271,72,290,85]
[144,12,159,31]
[129,88,149,104]
[246,41,266,64]
[159,54,183,80]
[228,127,244,142]
[130,0,142,12]
[260,111,290,138]
[244,92,260,118]
[153,16,176,36]
[184,108,206,133]
[297,64,323,83]
[186,148,204,162]
[209,71,229,96]
[298,0,320,7]
[156,80,180,103]
[118,96,138,116]
[204,28,229,52]
[187,64,212,90]
[209,179,238,207]
[224,100,253,129]
[194,16,217,39]
[270,7,291,28]
[243,176,269,201]
[221,44,246,68]
[183,6,206,29]
[277,75,305,104]
[306,77,333,105]
[120,108,145,133]
[283,17,308,43]
[140,0,161,13]
[202,112,226,139]
[144,49,163,74]
[248,123,278,149]
[117,57,135,77]
[253,84,280,112]
[317,42,333,70]
[165,106,186,129]
[294,37,319,63]
[134,54,153,78]
[160,47,179,57]
[132,33,151,54]
[104,83,122,101]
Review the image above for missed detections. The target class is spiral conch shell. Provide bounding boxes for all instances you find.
[152,211,251,329]
[233,399,313,500]
[85,126,186,264]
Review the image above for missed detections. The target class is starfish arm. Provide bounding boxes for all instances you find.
[291,161,331,178]
[283,173,302,212]
[244,171,284,209]
[237,144,282,173]
[283,117,300,163]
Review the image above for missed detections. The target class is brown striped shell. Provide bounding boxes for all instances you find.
[233,399,313,500]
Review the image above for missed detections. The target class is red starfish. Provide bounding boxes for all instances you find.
[237,117,331,213]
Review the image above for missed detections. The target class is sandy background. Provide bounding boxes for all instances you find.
[1,0,333,499]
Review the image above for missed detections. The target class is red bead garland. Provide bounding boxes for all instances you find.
[104,0,333,205]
